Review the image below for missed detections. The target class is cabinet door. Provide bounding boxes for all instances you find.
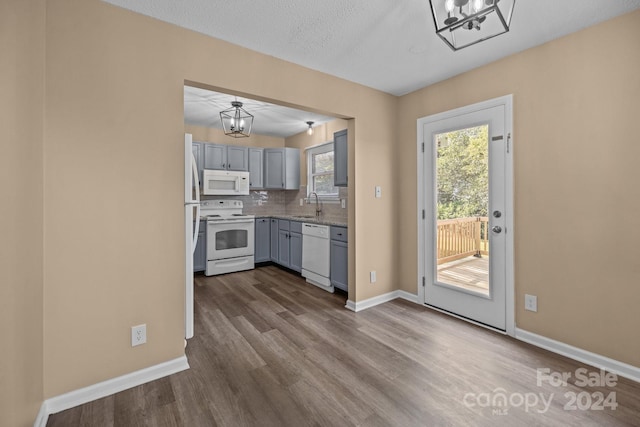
[192,142,204,188]
[227,146,249,171]
[334,129,348,187]
[270,218,279,262]
[278,230,290,267]
[264,149,284,189]
[283,147,300,190]
[254,218,271,263]
[330,240,348,291]
[289,232,302,273]
[204,143,227,170]
[193,221,207,272]
[248,148,264,189]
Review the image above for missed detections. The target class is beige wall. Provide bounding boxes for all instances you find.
[42,0,396,398]
[185,123,285,148]
[8,0,638,420]
[397,10,640,366]
[285,118,349,186]
[0,0,45,425]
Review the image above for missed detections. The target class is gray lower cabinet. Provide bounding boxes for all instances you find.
[330,226,348,291]
[193,220,207,272]
[254,218,270,263]
[333,129,348,187]
[289,231,302,272]
[270,218,279,262]
[278,229,290,266]
[266,219,302,272]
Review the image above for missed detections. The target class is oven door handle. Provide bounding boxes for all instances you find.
[207,219,254,225]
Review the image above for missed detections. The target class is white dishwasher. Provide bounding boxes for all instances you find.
[301,223,333,293]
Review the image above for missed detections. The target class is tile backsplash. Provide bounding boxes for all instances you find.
[202,186,348,223]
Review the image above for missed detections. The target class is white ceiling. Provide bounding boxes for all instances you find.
[184,86,337,138]
[104,0,640,96]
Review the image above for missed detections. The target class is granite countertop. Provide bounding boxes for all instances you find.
[255,214,347,227]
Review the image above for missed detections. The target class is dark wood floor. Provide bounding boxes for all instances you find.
[49,266,640,426]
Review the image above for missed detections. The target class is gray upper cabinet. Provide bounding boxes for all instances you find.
[204,143,226,170]
[204,143,248,171]
[248,148,264,189]
[334,129,348,187]
[254,218,270,263]
[192,142,204,187]
[226,146,249,171]
[264,148,300,190]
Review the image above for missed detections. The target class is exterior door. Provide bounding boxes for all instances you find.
[421,96,512,331]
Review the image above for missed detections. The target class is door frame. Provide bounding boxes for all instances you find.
[416,95,515,336]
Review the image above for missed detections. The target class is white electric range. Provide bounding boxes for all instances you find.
[200,200,255,276]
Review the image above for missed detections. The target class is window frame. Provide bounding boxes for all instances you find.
[306,142,339,201]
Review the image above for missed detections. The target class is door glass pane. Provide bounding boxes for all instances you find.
[435,125,490,295]
[216,230,248,250]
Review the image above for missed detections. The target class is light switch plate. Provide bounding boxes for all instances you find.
[370,271,377,283]
[341,199,346,209]
[375,186,382,198]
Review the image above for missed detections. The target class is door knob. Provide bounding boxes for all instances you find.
[492,226,502,234]
[493,210,502,218]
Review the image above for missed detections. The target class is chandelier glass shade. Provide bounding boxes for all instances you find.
[219,101,254,138]
[429,0,515,51]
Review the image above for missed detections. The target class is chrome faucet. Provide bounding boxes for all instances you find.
[310,192,322,217]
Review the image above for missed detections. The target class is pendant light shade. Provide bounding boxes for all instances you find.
[220,101,254,138]
[429,0,515,51]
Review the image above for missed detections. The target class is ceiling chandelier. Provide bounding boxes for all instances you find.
[219,100,254,138]
[429,0,515,51]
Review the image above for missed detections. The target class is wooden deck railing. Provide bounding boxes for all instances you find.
[437,217,489,265]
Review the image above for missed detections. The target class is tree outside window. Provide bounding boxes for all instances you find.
[307,143,338,198]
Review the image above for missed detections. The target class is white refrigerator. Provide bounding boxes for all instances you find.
[184,133,200,340]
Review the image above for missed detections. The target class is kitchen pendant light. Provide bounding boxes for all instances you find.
[429,0,515,51]
[306,121,314,136]
[219,100,254,138]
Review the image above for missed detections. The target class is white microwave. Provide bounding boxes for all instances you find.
[202,170,250,195]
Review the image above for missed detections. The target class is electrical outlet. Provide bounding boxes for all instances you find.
[375,186,382,198]
[525,294,537,312]
[131,324,147,347]
[341,199,346,209]
[299,198,304,206]
[370,271,377,283]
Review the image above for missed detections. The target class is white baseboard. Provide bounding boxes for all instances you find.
[515,328,640,384]
[345,290,419,312]
[34,355,189,427]
[396,290,420,304]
